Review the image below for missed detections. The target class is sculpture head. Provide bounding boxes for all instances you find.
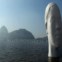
[45,3,62,48]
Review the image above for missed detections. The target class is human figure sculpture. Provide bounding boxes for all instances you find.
[45,2,62,62]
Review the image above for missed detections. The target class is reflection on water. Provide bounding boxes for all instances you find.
[0,39,48,62]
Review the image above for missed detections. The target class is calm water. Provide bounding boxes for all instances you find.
[0,39,48,62]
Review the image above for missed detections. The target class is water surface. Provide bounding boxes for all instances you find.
[0,39,48,62]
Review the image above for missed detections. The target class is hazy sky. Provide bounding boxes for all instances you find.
[0,0,62,38]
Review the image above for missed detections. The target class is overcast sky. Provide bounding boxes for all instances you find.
[0,0,62,38]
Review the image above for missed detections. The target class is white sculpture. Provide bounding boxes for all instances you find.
[45,2,62,58]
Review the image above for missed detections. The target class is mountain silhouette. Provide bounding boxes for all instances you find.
[8,29,35,40]
[0,26,8,40]
[0,26,35,40]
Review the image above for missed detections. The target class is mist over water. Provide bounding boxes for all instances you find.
[0,39,48,62]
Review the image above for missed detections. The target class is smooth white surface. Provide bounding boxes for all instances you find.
[45,2,62,57]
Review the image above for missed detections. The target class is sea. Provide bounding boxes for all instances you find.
[0,39,48,62]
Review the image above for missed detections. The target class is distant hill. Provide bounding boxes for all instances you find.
[0,26,8,40]
[8,29,35,40]
[0,26,35,40]
[0,26,49,40]
[36,36,48,41]
[0,26,48,40]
